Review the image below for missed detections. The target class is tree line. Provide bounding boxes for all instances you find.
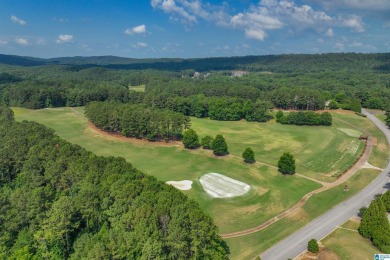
[0,106,229,259]
[1,53,390,113]
[359,191,390,253]
[276,111,332,126]
[85,101,190,141]
[164,95,274,122]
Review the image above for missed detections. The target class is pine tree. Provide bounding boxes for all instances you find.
[359,197,390,252]
[182,129,200,149]
[242,148,255,163]
[201,135,213,150]
[278,152,296,174]
[212,135,229,156]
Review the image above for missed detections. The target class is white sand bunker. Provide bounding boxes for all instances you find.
[166,180,193,191]
[200,173,250,198]
[337,128,362,137]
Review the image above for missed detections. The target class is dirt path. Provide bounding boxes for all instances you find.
[221,136,374,239]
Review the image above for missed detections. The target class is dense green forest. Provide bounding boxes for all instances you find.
[0,107,228,259]
[1,53,390,114]
[85,101,190,141]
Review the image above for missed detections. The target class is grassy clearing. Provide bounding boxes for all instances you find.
[322,220,381,259]
[227,168,381,259]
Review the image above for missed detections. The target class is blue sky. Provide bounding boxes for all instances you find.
[1,0,389,58]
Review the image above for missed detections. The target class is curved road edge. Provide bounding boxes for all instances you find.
[260,109,390,260]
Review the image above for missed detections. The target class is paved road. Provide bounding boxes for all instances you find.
[261,110,390,260]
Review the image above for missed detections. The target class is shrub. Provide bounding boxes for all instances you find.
[275,110,284,123]
[212,134,229,156]
[242,147,255,163]
[307,238,319,253]
[201,135,213,149]
[182,129,200,149]
[278,152,296,175]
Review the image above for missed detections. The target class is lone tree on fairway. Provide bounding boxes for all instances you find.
[182,129,200,149]
[278,152,296,174]
[212,134,229,156]
[307,239,319,253]
[242,147,255,163]
[201,135,213,149]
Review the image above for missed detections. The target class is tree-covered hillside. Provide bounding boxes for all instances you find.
[0,53,389,112]
[1,53,390,73]
[0,107,229,259]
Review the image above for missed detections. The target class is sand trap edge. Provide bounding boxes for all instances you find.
[166,180,193,191]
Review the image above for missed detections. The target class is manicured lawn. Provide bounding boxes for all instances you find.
[192,114,365,181]
[14,107,321,233]
[334,112,389,169]
[322,220,381,259]
[227,168,381,259]
[302,169,380,219]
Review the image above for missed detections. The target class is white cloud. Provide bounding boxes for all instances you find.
[125,24,147,35]
[311,0,390,11]
[231,12,284,30]
[15,38,29,45]
[151,0,197,23]
[258,1,336,34]
[10,15,26,25]
[317,38,324,43]
[340,15,365,32]
[325,28,334,37]
[56,34,74,43]
[0,40,8,45]
[132,42,148,48]
[245,29,267,41]
[152,0,367,42]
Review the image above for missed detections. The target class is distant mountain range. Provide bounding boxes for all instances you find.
[1,53,389,73]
